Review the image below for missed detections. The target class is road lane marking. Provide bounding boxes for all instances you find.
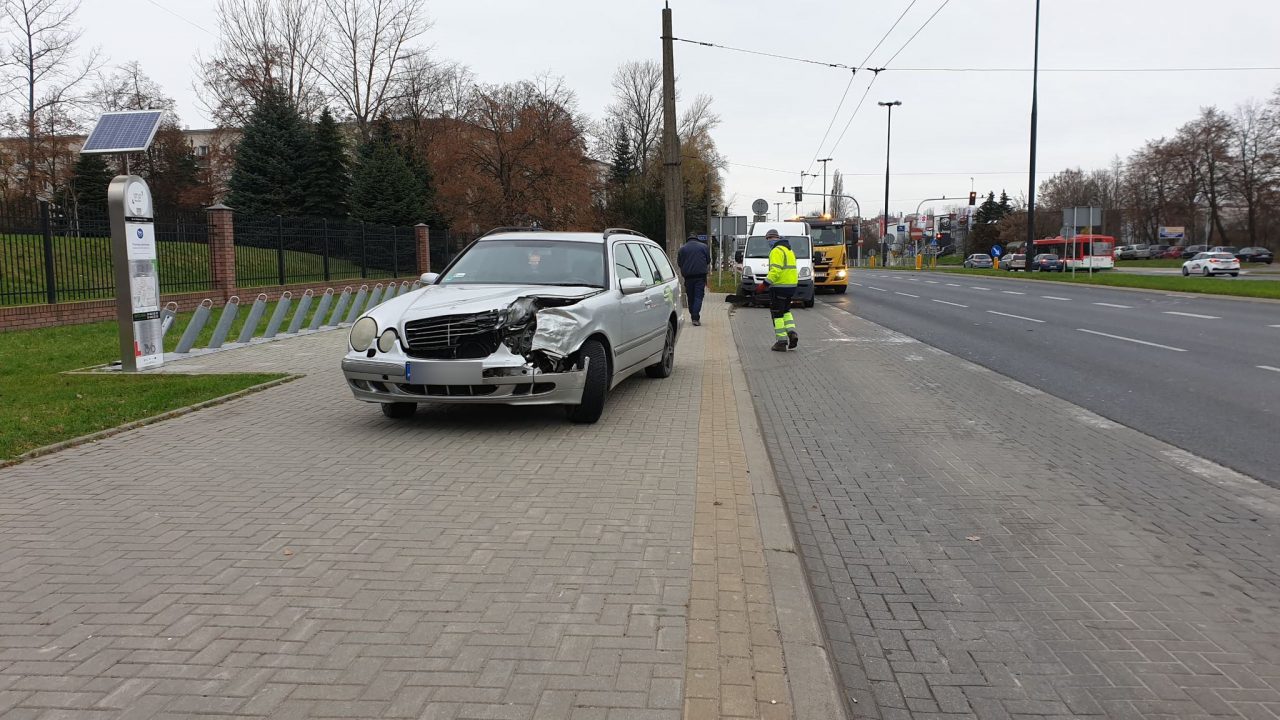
[1163,311,1221,320]
[1259,366,1280,374]
[1042,295,1071,301]
[850,282,863,287]
[1270,324,1280,328]
[925,280,939,284]
[1093,302,1133,309]
[932,299,968,308]
[988,310,1045,323]
[1002,290,1026,295]
[867,286,887,292]
[946,283,960,287]
[894,292,919,298]
[1076,328,1187,352]
[970,286,991,291]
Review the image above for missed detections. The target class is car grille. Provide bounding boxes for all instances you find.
[403,311,503,359]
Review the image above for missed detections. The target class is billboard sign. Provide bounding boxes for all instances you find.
[1158,226,1186,241]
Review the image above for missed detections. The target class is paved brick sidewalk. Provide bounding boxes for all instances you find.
[0,313,828,719]
[732,302,1280,719]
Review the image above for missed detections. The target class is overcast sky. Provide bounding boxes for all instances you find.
[79,0,1280,219]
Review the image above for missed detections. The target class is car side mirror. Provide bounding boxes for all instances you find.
[420,272,439,284]
[619,277,646,295]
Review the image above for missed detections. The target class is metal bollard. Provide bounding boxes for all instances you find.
[398,280,412,297]
[236,293,270,343]
[410,280,422,290]
[287,289,314,334]
[160,302,180,339]
[327,287,352,327]
[308,288,334,330]
[175,299,213,354]
[263,291,293,339]
[207,296,241,349]
[365,283,385,312]
[344,285,368,324]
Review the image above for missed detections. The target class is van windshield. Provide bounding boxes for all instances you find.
[810,226,844,246]
[745,236,812,259]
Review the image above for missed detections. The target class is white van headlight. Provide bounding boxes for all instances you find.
[800,266,812,279]
[350,317,377,351]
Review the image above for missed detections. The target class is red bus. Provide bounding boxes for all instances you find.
[1032,234,1115,270]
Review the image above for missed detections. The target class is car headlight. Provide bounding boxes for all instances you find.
[505,297,538,326]
[377,328,398,353]
[835,270,847,279]
[800,266,812,279]
[350,317,377,352]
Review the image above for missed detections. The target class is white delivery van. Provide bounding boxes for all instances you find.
[738,221,815,307]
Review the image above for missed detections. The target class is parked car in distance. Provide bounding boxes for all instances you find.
[936,243,957,257]
[1236,247,1274,264]
[1210,246,1240,255]
[1159,245,1186,259]
[963,253,993,269]
[1182,252,1240,277]
[1031,253,1063,272]
[1147,244,1170,259]
[1003,253,1026,271]
[341,227,682,424]
[1113,245,1131,259]
[1180,244,1209,259]
[1128,244,1153,259]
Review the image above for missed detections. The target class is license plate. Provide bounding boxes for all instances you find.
[405,360,482,384]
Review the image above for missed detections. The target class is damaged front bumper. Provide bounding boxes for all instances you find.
[341,344,587,406]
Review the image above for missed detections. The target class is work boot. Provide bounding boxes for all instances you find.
[787,331,799,349]
[771,340,788,352]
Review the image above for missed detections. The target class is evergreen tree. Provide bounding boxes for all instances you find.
[138,125,202,216]
[973,191,1000,224]
[609,125,636,187]
[997,190,1014,218]
[66,152,113,214]
[227,84,309,216]
[301,108,350,218]
[349,118,427,226]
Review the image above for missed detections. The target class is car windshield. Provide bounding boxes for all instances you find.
[973,254,991,261]
[745,235,812,259]
[1039,254,1059,261]
[810,226,844,246]
[1211,253,1236,260]
[440,239,605,287]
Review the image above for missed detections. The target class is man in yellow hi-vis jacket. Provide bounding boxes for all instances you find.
[757,229,799,352]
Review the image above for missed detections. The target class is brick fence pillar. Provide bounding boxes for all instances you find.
[207,203,236,292]
[415,223,431,275]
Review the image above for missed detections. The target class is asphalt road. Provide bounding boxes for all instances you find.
[830,269,1280,486]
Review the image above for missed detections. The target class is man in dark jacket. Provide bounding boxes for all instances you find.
[676,233,711,325]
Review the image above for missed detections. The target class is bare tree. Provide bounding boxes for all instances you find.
[1173,107,1234,244]
[197,0,326,125]
[678,93,719,144]
[91,61,176,114]
[315,0,430,137]
[605,60,662,172]
[1,0,101,199]
[1229,99,1278,247]
[829,170,848,218]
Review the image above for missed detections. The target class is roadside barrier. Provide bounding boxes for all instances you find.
[160,280,420,359]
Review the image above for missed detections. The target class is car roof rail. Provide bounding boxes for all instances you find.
[603,227,649,240]
[480,225,547,238]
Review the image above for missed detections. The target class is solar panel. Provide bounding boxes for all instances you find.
[81,110,165,154]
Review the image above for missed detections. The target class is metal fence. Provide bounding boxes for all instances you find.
[0,201,213,307]
[233,214,417,287]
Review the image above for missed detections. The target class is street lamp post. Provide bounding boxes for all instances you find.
[878,101,901,266]
[1025,0,1041,264]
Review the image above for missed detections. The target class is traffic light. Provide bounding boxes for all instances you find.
[968,191,977,206]
[793,186,803,202]
[850,224,860,240]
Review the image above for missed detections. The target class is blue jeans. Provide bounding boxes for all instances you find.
[684,275,706,320]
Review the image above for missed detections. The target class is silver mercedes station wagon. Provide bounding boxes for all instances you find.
[341,228,682,423]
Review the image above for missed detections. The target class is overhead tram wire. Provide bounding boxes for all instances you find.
[804,0,921,181]
[819,0,953,167]
[670,37,1280,74]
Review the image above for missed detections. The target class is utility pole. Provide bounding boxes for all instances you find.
[1025,0,1041,264]
[817,158,833,216]
[661,3,684,268]
[773,202,783,221]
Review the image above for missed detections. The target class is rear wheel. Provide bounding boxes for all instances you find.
[565,339,609,424]
[645,323,675,379]
[381,402,416,419]
[1202,266,1211,277]
[1230,272,1239,277]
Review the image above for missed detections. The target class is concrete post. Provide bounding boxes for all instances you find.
[415,223,431,274]
[206,203,236,292]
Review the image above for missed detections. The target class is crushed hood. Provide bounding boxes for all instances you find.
[396,284,599,318]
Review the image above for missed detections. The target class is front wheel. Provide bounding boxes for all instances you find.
[645,323,675,379]
[1182,267,1189,276]
[565,339,609,424]
[803,298,815,308]
[833,285,847,294]
[380,402,416,419]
